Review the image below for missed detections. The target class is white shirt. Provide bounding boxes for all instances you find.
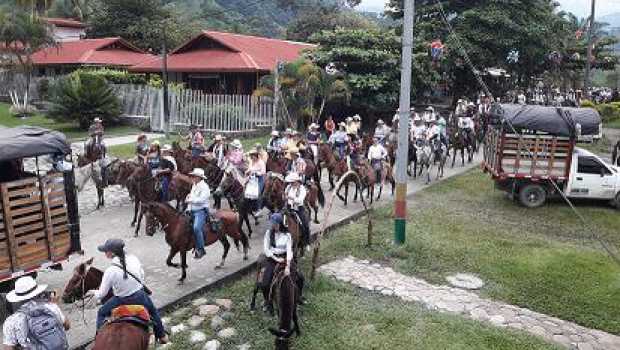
[3,301,65,348]
[285,184,306,209]
[368,144,387,161]
[458,117,473,129]
[263,230,293,263]
[412,125,427,139]
[427,125,440,139]
[186,180,210,211]
[95,255,144,300]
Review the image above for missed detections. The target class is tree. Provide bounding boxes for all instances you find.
[286,4,377,42]
[49,0,91,21]
[49,71,121,129]
[87,0,197,51]
[255,59,350,129]
[0,10,55,110]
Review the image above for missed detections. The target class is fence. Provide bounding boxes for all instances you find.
[0,71,58,103]
[113,84,275,133]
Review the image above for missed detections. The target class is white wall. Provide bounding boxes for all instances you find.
[53,27,86,43]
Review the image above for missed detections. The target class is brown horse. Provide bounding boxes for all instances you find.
[268,264,301,349]
[267,152,288,175]
[142,202,250,283]
[263,173,286,213]
[126,164,160,236]
[168,172,193,212]
[62,259,149,350]
[214,168,258,237]
[318,143,358,205]
[355,160,395,203]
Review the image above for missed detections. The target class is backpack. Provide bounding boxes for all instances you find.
[19,304,68,350]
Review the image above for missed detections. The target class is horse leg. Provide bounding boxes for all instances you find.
[243,210,253,238]
[250,269,262,311]
[134,205,144,237]
[293,304,301,336]
[313,204,319,224]
[328,170,335,191]
[166,249,180,269]
[130,200,139,227]
[451,148,456,168]
[460,148,465,166]
[178,250,187,284]
[96,187,104,209]
[216,236,231,269]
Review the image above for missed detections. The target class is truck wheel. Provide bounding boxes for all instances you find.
[614,193,620,210]
[519,184,547,208]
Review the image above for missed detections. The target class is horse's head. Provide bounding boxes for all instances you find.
[215,167,237,197]
[128,163,150,183]
[62,258,102,304]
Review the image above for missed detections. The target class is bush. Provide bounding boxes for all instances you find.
[38,78,50,100]
[595,103,620,123]
[9,104,37,117]
[73,68,149,85]
[580,100,595,108]
[49,71,121,129]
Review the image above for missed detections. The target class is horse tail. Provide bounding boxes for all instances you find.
[313,170,325,207]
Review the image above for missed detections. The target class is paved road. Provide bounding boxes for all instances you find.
[15,154,484,348]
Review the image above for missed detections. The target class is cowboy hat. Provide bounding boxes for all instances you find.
[93,118,102,123]
[353,115,361,120]
[309,123,319,129]
[339,122,346,127]
[161,144,173,152]
[6,276,48,303]
[346,117,353,121]
[426,106,434,111]
[285,173,301,183]
[377,119,385,125]
[285,128,293,135]
[271,130,280,137]
[231,139,242,149]
[214,134,223,141]
[189,168,207,179]
[255,142,263,148]
[457,99,464,103]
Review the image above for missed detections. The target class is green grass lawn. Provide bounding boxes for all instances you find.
[162,274,560,350]
[108,135,270,159]
[320,169,620,334]
[578,135,614,155]
[0,103,141,141]
[605,119,620,129]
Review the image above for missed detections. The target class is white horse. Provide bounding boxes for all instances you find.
[74,157,117,209]
[430,137,448,180]
[414,138,433,184]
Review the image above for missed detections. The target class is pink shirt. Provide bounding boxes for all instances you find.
[228,149,244,165]
[248,159,266,176]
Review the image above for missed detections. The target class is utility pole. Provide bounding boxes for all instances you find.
[394,0,414,245]
[162,25,170,138]
[273,60,281,130]
[584,0,596,98]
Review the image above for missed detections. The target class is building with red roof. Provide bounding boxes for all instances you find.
[130,31,316,94]
[32,38,156,76]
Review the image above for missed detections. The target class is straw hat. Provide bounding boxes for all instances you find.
[288,147,300,155]
[189,168,207,179]
[285,173,301,183]
[231,139,242,149]
[271,130,280,137]
[309,123,319,129]
[93,118,102,123]
[6,276,48,303]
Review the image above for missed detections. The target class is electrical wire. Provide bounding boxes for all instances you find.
[432,0,620,266]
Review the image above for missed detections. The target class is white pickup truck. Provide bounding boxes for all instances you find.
[483,130,620,208]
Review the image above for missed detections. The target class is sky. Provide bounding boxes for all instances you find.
[357,0,620,18]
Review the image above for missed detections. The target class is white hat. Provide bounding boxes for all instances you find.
[346,117,353,121]
[161,144,173,152]
[189,168,206,179]
[215,134,223,141]
[413,115,422,122]
[353,114,361,120]
[271,130,279,137]
[309,123,319,129]
[426,106,434,111]
[231,139,242,149]
[468,102,475,107]
[285,128,293,135]
[457,99,464,103]
[393,114,400,121]
[377,119,385,125]
[94,117,102,123]
[339,122,346,127]
[7,276,47,303]
[285,173,301,183]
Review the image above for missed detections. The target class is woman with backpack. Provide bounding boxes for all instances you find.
[86,239,169,345]
[3,276,70,349]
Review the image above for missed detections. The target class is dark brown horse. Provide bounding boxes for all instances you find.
[62,259,149,350]
[268,264,301,349]
[168,172,193,212]
[142,202,250,283]
[318,143,358,205]
[448,127,474,167]
[263,173,286,213]
[126,164,160,236]
[267,152,288,175]
[214,168,258,237]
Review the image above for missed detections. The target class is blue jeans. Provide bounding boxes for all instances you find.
[160,176,169,202]
[96,289,165,339]
[335,142,345,160]
[192,209,208,253]
[191,147,202,159]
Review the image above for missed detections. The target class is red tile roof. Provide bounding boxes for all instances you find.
[32,38,155,67]
[43,17,86,29]
[130,31,316,73]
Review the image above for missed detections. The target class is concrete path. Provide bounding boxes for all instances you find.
[31,154,484,348]
[320,257,620,350]
[603,128,620,141]
[70,133,164,150]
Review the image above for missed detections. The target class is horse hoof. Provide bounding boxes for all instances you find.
[314,220,320,224]
[214,265,223,270]
[243,255,248,261]
[130,223,136,227]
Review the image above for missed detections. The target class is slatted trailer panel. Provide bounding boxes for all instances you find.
[483,128,574,179]
[0,174,72,280]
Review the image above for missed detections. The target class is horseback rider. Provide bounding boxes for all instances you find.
[306,123,321,161]
[246,148,266,214]
[284,173,310,248]
[87,239,168,345]
[352,115,362,137]
[455,99,467,117]
[228,139,247,174]
[135,134,149,164]
[88,118,105,147]
[207,134,226,168]
[423,106,436,124]
[288,148,307,183]
[255,142,269,163]
[411,115,427,142]
[268,130,283,153]
[368,136,388,186]
[155,144,177,202]
[345,117,357,141]
[328,123,349,160]
[86,118,107,183]
[186,168,211,260]
[185,124,205,159]
[458,107,475,144]
[374,119,390,145]
[324,115,336,138]
[436,113,448,146]
[146,141,161,175]
[261,213,295,314]
[348,138,363,169]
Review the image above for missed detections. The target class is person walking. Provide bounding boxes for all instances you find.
[87,239,168,345]
[3,276,70,350]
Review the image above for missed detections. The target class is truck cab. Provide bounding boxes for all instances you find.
[566,148,620,204]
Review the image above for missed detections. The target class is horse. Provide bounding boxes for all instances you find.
[168,172,193,212]
[74,161,106,209]
[449,128,475,167]
[613,140,620,167]
[78,138,106,167]
[414,138,433,184]
[318,143,357,205]
[267,152,289,175]
[126,164,160,236]
[214,167,259,237]
[430,137,448,179]
[353,161,377,204]
[62,259,149,350]
[142,202,249,283]
[268,264,301,349]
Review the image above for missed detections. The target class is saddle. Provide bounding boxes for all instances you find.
[185,211,222,235]
[109,305,151,331]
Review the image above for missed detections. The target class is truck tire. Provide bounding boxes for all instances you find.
[614,192,620,210]
[519,184,547,208]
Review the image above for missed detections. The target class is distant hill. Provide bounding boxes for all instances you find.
[600,12,620,29]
